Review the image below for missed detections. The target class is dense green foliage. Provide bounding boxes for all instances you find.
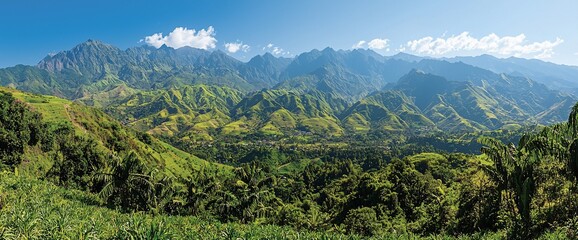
[2,88,578,238]
[0,92,45,168]
[1,172,519,239]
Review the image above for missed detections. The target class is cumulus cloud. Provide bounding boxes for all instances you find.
[406,32,563,59]
[368,38,389,50]
[263,43,290,56]
[144,26,217,49]
[224,41,250,53]
[353,38,390,51]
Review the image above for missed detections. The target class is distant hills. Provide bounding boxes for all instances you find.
[445,54,578,92]
[1,40,577,139]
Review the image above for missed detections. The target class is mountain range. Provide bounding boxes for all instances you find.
[1,39,577,139]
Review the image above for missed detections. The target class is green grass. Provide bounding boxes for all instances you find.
[155,141,232,177]
[0,172,519,239]
[75,84,137,108]
[221,120,252,136]
[2,87,71,124]
[1,87,231,179]
[277,158,321,175]
[259,123,284,136]
[267,109,298,129]
[501,123,522,131]
[299,117,344,136]
[343,113,371,132]
[407,152,447,164]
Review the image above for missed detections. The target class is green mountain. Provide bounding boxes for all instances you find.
[276,48,395,100]
[0,86,228,178]
[340,90,434,133]
[0,40,576,137]
[408,59,571,119]
[342,69,572,133]
[227,89,347,136]
[447,54,578,92]
[102,85,243,141]
[393,70,525,130]
[0,65,63,96]
[239,52,292,88]
[99,86,350,138]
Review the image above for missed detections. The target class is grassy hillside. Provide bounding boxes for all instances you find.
[104,85,243,141]
[341,91,435,133]
[0,87,230,178]
[231,89,346,136]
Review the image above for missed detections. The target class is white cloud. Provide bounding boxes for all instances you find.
[264,43,290,56]
[224,41,250,53]
[352,38,390,51]
[368,38,389,50]
[406,32,563,59]
[144,26,217,49]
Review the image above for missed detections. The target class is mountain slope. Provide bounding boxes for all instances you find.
[341,90,434,132]
[239,53,292,88]
[0,86,229,177]
[31,40,284,97]
[447,54,578,92]
[104,85,243,141]
[0,65,66,96]
[229,89,347,136]
[344,70,574,133]
[0,40,576,137]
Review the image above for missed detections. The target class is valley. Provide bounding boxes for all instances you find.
[1,38,578,239]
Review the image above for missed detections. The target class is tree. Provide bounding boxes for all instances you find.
[50,135,105,190]
[96,152,154,211]
[231,162,282,223]
[343,207,381,236]
[455,170,500,233]
[0,92,45,168]
[479,135,543,238]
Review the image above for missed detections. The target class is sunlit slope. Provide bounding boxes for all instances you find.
[1,87,231,177]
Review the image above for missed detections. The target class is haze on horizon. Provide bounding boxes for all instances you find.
[1,0,577,67]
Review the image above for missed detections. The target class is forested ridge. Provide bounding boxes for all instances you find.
[2,87,578,239]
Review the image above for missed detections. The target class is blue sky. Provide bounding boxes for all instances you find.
[1,0,577,67]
